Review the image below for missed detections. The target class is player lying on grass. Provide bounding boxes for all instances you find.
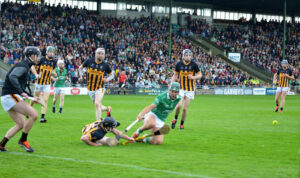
[81,117,135,146]
[131,82,181,145]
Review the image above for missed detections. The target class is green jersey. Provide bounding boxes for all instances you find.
[152,91,181,122]
[54,68,67,87]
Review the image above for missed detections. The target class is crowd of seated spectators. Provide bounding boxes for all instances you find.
[0,2,261,88]
[186,18,300,82]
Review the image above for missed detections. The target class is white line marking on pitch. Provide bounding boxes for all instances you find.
[8,152,214,178]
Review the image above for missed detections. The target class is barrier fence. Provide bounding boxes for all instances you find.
[0,84,299,96]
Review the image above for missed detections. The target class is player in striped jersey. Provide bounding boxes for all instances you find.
[30,46,57,123]
[79,48,114,121]
[171,49,202,129]
[273,60,294,113]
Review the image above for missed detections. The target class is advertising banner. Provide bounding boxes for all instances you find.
[136,88,167,95]
[195,89,214,95]
[253,88,266,95]
[215,88,253,95]
[228,53,241,63]
[266,88,276,95]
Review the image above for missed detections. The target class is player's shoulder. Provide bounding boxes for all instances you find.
[16,59,31,68]
[40,56,46,61]
[175,60,183,65]
[158,91,168,99]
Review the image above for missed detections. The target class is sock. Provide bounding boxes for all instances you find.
[53,104,55,107]
[136,128,143,134]
[0,137,9,147]
[20,132,28,142]
[280,107,283,111]
[143,137,150,143]
[59,107,63,112]
[180,120,184,125]
[276,104,279,107]
[41,114,45,119]
[174,115,178,120]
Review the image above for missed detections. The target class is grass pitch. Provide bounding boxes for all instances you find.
[0,95,299,178]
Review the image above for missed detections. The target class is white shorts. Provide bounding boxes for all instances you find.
[179,90,195,100]
[1,94,23,111]
[144,112,165,128]
[276,87,289,93]
[88,88,105,102]
[35,84,51,93]
[54,88,65,95]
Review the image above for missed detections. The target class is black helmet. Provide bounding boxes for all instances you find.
[102,117,117,128]
[24,46,41,59]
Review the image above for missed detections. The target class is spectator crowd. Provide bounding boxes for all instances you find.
[2,2,296,89]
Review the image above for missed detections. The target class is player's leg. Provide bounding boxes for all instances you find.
[132,113,156,138]
[172,98,183,129]
[180,97,191,129]
[95,136,110,145]
[9,101,38,152]
[40,92,50,122]
[94,90,105,121]
[0,110,25,151]
[274,87,281,112]
[58,93,65,114]
[52,93,59,113]
[140,117,165,144]
[279,91,287,113]
[146,134,164,145]
[100,105,112,117]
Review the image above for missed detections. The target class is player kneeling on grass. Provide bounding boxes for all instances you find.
[81,117,134,146]
[132,82,181,145]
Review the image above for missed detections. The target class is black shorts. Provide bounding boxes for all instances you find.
[119,82,125,88]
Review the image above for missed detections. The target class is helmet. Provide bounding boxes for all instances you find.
[46,46,55,53]
[169,82,180,92]
[24,46,41,59]
[57,60,64,65]
[183,49,193,56]
[95,48,105,54]
[281,59,288,65]
[102,117,118,128]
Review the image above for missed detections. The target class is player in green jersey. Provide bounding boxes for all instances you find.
[52,60,68,114]
[132,82,181,145]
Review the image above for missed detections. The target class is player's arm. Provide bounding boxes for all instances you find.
[189,63,202,80]
[103,66,114,82]
[285,70,295,80]
[103,72,114,83]
[112,129,134,141]
[78,60,89,81]
[171,63,180,83]
[51,69,57,77]
[273,73,278,84]
[171,72,179,83]
[9,66,29,97]
[137,103,157,120]
[51,76,58,82]
[80,134,103,146]
[30,66,40,79]
[190,71,202,80]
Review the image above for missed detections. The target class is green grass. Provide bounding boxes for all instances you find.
[0,95,299,178]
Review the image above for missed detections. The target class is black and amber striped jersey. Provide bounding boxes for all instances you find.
[277,68,293,87]
[175,60,200,91]
[82,121,107,142]
[36,56,57,85]
[82,58,112,91]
